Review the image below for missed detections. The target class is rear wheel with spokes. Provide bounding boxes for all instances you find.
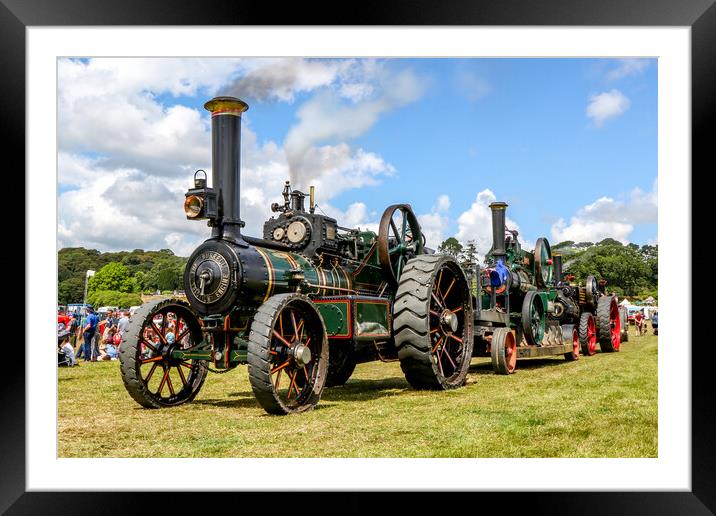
[393,254,474,389]
[247,294,328,415]
[119,299,208,408]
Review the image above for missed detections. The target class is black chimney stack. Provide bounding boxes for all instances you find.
[489,201,508,258]
[552,253,563,283]
[204,96,249,243]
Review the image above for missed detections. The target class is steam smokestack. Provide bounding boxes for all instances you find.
[489,201,508,258]
[204,96,249,243]
[552,253,563,283]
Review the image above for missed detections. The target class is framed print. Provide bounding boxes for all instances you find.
[4,0,712,513]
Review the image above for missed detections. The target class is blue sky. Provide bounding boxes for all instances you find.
[57,57,657,256]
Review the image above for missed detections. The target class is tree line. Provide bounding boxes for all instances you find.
[58,247,188,307]
[437,237,657,299]
[58,237,657,308]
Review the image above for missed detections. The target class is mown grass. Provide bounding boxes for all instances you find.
[58,334,657,458]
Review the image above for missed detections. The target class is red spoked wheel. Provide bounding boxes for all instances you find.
[119,299,208,408]
[578,312,597,356]
[563,324,580,361]
[491,327,517,374]
[248,294,328,415]
[597,295,621,352]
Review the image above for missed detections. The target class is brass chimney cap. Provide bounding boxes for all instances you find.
[489,201,508,210]
[204,96,249,116]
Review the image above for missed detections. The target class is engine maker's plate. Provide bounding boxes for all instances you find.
[189,250,231,304]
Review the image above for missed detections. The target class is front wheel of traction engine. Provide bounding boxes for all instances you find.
[119,298,208,408]
[247,294,328,415]
[491,327,517,374]
[393,254,474,390]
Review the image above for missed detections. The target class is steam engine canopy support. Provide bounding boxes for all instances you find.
[204,96,249,244]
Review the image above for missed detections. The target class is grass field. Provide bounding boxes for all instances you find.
[58,333,657,458]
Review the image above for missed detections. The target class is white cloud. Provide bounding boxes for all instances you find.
[456,69,491,102]
[57,58,423,255]
[434,194,450,213]
[57,122,397,255]
[418,212,449,250]
[550,178,657,244]
[586,89,630,127]
[284,63,426,188]
[606,59,650,81]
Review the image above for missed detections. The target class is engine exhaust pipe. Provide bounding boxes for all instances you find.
[489,201,508,258]
[552,252,563,283]
[204,96,249,243]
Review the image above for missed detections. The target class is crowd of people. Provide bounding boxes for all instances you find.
[57,308,131,367]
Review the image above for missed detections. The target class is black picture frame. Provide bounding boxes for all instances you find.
[4,0,710,513]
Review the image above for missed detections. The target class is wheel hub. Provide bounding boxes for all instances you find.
[293,343,312,367]
[440,309,459,333]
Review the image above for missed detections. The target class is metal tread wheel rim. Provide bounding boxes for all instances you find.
[119,299,208,408]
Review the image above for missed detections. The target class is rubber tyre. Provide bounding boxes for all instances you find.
[119,298,208,408]
[491,327,517,374]
[597,295,621,352]
[393,254,474,389]
[562,324,580,361]
[578,312,597,356]
[325,341,357,387]
[247,293,328,415]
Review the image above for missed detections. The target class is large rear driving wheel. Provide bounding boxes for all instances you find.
[578,312,597,356]
[597,295,621,352]
[393,254,474,389]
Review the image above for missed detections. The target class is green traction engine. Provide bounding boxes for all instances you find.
[469,202,583,374]
[118,96,476,414]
